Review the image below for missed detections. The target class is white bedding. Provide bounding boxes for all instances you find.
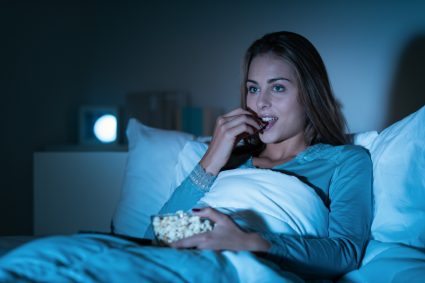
[199,168,329,237]
[339,240,425,283]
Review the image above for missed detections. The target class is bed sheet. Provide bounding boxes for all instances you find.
[0,236,43,258]
[0,233,302,283]
[339,240,425,283]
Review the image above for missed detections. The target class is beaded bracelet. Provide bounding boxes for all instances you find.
[188,163,217,192]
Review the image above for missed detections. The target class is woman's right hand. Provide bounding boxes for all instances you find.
[200,108,263,175]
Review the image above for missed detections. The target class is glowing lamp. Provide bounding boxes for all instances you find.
[93,114,117,143]
[79,106,119,145]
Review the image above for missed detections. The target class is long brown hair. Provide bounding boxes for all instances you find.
[241,31,351,146]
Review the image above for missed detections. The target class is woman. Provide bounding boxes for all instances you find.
[147,31,373,280]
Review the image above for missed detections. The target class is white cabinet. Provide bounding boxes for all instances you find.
[33,151,127,235]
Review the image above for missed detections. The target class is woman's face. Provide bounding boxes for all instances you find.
[246,53,306,145]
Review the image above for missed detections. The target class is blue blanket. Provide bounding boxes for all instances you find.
[0,234,301,283]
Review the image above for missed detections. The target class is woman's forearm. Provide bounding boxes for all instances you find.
[144,163,216,238]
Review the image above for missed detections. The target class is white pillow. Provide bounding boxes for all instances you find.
[112,119,194,237]
[353,131,379,151]
[369,106,425,248]
[173,140,208,188]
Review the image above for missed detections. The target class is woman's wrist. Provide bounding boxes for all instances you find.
[200,156,221,176]
[247,233,272,252]
[188,163,217,192]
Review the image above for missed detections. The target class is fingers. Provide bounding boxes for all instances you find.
[216,114,262,139]
[170,232,210,249]
[219,108,259,125]
[202,107,263,174]
[170,207,226,249]
[191,207,230,225]
[226,114,262,130]
[223,122,255,140]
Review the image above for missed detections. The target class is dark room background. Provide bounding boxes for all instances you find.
[1,0,425,235]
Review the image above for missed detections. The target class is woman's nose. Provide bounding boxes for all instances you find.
[257,92,271,110]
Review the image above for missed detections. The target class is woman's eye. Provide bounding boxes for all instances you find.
[272,85,286,92]
[248,86,259,94]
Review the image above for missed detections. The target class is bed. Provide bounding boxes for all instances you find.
[0,106,424,282]
[0,237,43,258]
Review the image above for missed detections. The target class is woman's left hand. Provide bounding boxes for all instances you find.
[170,207,270,251]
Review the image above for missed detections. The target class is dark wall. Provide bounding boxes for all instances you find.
[1,0,224,235]
[1,0,254,235]
[1,1,93,234]
[387,35,425,127]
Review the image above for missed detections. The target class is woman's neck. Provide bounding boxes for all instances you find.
[256,135,307,166]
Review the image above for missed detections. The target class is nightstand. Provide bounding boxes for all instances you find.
[33,150,127,235]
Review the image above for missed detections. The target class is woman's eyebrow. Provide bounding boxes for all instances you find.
[246,77,291,84]
[268,77,291,83]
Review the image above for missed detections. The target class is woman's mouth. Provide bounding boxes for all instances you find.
[260,116,278,132]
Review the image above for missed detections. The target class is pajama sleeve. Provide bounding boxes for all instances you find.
[258,146,373,280]
[144,163,216,238]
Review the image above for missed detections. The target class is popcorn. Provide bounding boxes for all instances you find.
[152,210,214,245]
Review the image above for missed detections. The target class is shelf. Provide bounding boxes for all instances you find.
[39,144,128,152]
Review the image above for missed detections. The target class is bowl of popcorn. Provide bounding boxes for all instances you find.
[152,210,214,245]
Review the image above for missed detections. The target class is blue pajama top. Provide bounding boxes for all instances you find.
[145,143,373,280]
